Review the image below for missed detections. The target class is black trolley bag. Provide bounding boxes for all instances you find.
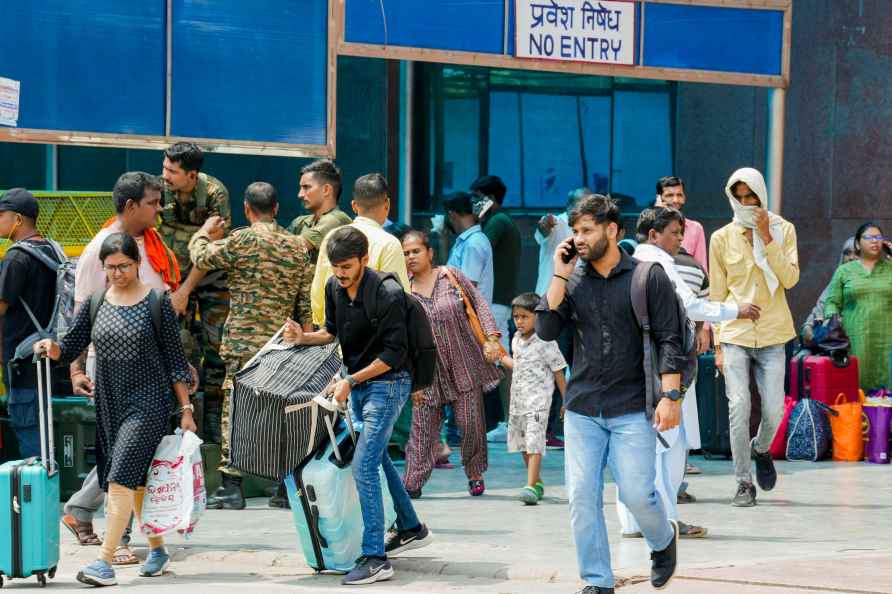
[229,328,342,481]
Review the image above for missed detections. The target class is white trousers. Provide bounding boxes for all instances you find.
[616,413,687,532]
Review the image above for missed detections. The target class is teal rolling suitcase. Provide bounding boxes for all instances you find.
[0,358,61,587]
[285,403,396,573]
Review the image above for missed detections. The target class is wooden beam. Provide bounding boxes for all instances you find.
[337,41,786,88]
[327,0,340,157]
[0,128,333,159]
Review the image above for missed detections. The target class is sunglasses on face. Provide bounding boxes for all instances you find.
[862,234,885,242]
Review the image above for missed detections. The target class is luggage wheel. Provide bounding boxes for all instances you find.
[48,567,57,579]
[0,575,4,588]
[37,573,47,587]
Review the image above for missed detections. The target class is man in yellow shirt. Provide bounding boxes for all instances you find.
[310,173,409,325]
[709,167,799,508]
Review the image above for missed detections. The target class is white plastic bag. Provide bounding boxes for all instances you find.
[140,430,206,538]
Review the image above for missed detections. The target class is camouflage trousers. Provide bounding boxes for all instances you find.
[179,287,229,444]
[219,355,250,477]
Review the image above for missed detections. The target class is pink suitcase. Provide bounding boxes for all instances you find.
[789,354,860,406]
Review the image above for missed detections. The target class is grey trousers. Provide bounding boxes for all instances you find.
[721,343,786,484]
[64,466,132,545]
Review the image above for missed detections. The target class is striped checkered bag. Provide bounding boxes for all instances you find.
[229,333,342,481]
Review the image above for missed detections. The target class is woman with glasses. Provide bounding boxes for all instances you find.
[824,222,892,391]
[34,232,194,587]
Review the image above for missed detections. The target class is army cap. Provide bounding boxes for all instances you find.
[0,188,38,219]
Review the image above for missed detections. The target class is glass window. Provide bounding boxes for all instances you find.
[415,64,673,212]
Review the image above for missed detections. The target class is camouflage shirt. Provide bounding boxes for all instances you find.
[159,172,231,287]
[188,220,314,360]
[287,207,352,263]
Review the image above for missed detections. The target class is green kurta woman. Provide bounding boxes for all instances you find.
[824,223,892,391]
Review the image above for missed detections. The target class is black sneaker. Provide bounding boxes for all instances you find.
[732,481,757,507]
[341,556,394,585]
[575,587,614,594]
[406,487,422,499]
[650,520,679,590]
[384,523,434,556]
[751,442,777,491]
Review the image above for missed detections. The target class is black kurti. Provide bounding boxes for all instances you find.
[59,292,191,489]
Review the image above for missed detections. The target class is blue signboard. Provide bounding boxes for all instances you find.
[0,1,166,135]
[172,0,328,145]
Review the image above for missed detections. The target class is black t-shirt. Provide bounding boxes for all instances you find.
[324,269,409,375]
[0,239,58,389]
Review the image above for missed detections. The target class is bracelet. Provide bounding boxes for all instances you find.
[553,274,570,282]
[181,404,195,414]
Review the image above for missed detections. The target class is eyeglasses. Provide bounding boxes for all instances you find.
[103,262,135,274]
[862,234,885,242]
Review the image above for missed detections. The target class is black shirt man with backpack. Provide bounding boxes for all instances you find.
[0,188,69,458]
[283,225,434,586]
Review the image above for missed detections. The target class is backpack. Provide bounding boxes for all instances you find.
[8,239,76,365]
[630,261,698,421]
[358,271,438,392]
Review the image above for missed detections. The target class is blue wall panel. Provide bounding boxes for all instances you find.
[171,0,327,145]
[642,4,783,75]
[0,1,165,135]
[346,0,508,54]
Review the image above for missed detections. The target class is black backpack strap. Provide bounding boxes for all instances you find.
[89,288,109,327]
[631,261,657,420]
[6,240,61,272]
[147,288,164,348]
[362,270,403,327]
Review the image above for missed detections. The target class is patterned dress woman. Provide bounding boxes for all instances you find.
[401,231,502,497]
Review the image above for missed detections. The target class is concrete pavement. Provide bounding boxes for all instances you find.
[12,443,891,593]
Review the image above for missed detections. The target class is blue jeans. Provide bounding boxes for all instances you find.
[564,410,674,588]
[350,370,421,558]
[8,387,47,459]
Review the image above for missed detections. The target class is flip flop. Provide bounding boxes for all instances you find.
[61,514,102,546]
[111,545,139,566]
[686,464,702,475]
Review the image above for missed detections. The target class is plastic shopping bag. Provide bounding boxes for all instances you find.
[140,430,206,538]
[829,392,864,461]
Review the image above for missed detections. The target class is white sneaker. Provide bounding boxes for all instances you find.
[487,422,508,443]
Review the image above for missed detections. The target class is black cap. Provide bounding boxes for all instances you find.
[0,188,38,219]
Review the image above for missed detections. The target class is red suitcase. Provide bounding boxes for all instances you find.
[789,354,859,406]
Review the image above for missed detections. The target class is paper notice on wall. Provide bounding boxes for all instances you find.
[0,77,21,127]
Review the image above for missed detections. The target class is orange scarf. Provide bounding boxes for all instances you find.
[102,218,181,291]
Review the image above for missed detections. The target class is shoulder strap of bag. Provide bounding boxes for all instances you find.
[194,173,209,212]
[89,288,109,327]
[7,240,62,272]
[630,261,657,420]
[147,288,164,348]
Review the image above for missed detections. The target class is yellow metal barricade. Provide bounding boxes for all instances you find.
[0,191,115,258]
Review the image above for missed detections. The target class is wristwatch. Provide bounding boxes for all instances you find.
[660,389,683,402]
[180,403,195,414]
[345,375,358,389]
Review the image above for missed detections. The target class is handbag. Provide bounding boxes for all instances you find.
[805,314,850,360]
[786,396,836,462]
[829,391,864,462]
[442,267,507,359]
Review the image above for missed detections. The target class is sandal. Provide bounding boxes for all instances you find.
[534,481,545,500]
[686,464,702,475]
[677,490,697,504]
[112,545,139,566]
[468,479,485,496]
[61,514,102,546]
[678,521,708,539]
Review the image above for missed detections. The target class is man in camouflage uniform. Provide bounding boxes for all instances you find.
[190,181,314,510]
[160,142,231,444]
[287,159,352,263]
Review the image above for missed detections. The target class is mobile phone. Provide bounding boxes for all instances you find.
[561,241,578,264]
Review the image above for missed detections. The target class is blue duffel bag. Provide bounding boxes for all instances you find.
[786,396,836,462]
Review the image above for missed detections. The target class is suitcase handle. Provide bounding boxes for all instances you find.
[34,355,56,476]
